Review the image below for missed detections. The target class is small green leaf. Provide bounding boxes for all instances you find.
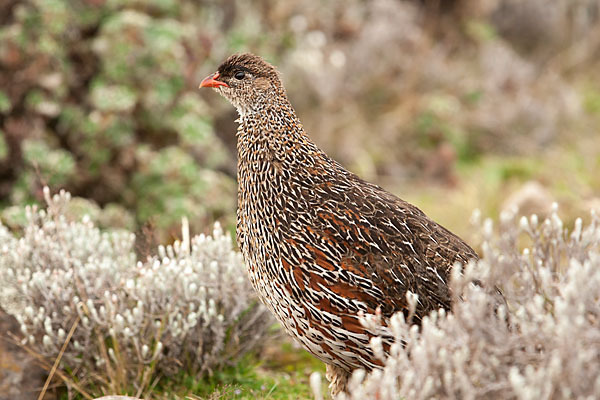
[0,91,11,113]
[90,83,137,112]
[465,19,497,41]
[0,131,8,160]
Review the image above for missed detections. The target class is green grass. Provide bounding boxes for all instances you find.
[52,338,329,400]
[184,341,327,400]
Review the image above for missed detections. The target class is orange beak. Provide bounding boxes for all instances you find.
[199,72,229,88]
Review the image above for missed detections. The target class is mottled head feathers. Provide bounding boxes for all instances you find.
[217,53,280,81]
[203,53,286,115]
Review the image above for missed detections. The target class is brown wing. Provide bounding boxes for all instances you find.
[288,171,478,323]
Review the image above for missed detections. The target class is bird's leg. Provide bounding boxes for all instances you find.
[326,363,351,398]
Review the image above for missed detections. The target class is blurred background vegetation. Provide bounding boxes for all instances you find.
[0,0,599,398]
[0,0,599,245]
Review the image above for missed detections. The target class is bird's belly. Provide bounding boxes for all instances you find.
[237,188,382,371]
[243,249,380,372]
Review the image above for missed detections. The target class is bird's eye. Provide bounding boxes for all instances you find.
[234,71,245,80]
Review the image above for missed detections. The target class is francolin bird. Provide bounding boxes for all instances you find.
[200,53,479,396]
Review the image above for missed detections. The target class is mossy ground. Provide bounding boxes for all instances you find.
[186,341,328,400]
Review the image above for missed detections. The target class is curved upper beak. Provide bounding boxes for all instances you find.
[199,72,229,88]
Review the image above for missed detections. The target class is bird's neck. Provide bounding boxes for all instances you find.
[234,98,341,202]
[236,100,315,161]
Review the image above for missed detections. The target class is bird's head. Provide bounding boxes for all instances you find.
[199,53,285,115]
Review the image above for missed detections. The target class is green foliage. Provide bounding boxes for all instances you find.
[0,0,245,238]
[0,90,11,113]
[583,87,600,115]
[131,146,229,229]
[90,82,138,112]
[465,19,498,41]
[415,109,478,164]
[22,139,76,185]
[0,132,7,161]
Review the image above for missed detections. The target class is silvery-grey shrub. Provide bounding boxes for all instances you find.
[334,207,600,400]
[0,188,272,393]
